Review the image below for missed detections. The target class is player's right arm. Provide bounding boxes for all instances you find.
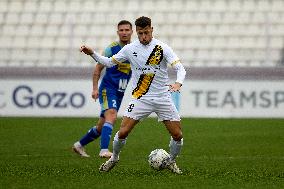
[80,45,116,67]
[80,45,129,67]
[92,64,104,100]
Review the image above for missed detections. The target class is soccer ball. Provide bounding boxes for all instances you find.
[148,149,170,170]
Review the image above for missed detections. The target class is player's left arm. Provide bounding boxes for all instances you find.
[164,45,186,92]
[170,61,186,92]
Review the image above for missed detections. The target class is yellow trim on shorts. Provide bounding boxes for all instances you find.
[102,89,108,110]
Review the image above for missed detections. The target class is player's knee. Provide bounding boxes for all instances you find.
[106,108,117,115]
[105,108,117,118]
[105,109,118,123]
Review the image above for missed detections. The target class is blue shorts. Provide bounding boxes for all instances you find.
[99,88,124,118]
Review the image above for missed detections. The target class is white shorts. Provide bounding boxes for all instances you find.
[123,94,181,122]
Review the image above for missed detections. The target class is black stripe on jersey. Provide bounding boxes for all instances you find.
[132,73,155,99]
[146,45,163,65]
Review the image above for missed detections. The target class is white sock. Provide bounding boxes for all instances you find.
[74,141,82,147]
[112,132,126,161]
[169,137,183,161]
[100,149,109,153]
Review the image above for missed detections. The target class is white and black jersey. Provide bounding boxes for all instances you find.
[112,38,182,99]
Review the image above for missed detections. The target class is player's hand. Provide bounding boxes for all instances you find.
[168,82,182,92]
[92,89,99,101]
[80,45,94,55]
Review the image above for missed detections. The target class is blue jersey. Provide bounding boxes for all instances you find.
[100,42,131,93]
[98,42,131,117]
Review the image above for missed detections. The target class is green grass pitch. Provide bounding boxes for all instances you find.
[0,117,283,188]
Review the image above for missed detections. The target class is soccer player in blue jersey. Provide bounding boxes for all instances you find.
[73,20,133,158]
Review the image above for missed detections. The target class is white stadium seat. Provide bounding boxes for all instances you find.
[45,25,60,37]
[54,1,67,13]
[20,12,34,25]
[23,0,38,12]
[16,25,30,37]
[27,37,41,48]
[40,37,55,48]
[30,25,45,37]
[82,1,97,12]
[34,13,49,25]
[67,1,81,12]
[5,12,19,24]
[0,36,13,49]
[9,1,24,13]
[55,37,70,49]
[49,13,65,25]
[0,1,8,13]
[12,37,27,48]
[38,1,53,13]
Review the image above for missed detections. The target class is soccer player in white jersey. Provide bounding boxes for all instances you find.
[80,16,186,174]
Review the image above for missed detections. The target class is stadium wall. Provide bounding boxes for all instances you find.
[1,67,284,118]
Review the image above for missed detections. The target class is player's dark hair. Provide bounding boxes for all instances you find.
[135,16,151,28]
[118,20,132,28]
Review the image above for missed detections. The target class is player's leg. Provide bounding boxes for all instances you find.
[112,98,152,160]
[79,117,104,146]
[73,117,104,157]
[155,94,183,159]
[163,120,183,174]
[156,94,183,174]
[111,116,139,160]
[163,120,183,160]
[99,108,117,158]
[100,99,151,172]
[98,91,123,158]
[99,116,139,172]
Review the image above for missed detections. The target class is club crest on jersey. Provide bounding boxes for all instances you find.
[146,45,163,65]
[132,73,155,99]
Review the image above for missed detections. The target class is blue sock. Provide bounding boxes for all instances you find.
[100,122,113,150]
[79,127,100,146]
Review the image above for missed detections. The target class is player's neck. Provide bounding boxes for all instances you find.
[119,40,130,46]
[141,38,153,46]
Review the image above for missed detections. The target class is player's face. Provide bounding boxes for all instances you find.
[136,26,153,45]
[117,24,133,44]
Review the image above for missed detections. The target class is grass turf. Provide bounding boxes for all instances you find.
[0,117,283,189]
